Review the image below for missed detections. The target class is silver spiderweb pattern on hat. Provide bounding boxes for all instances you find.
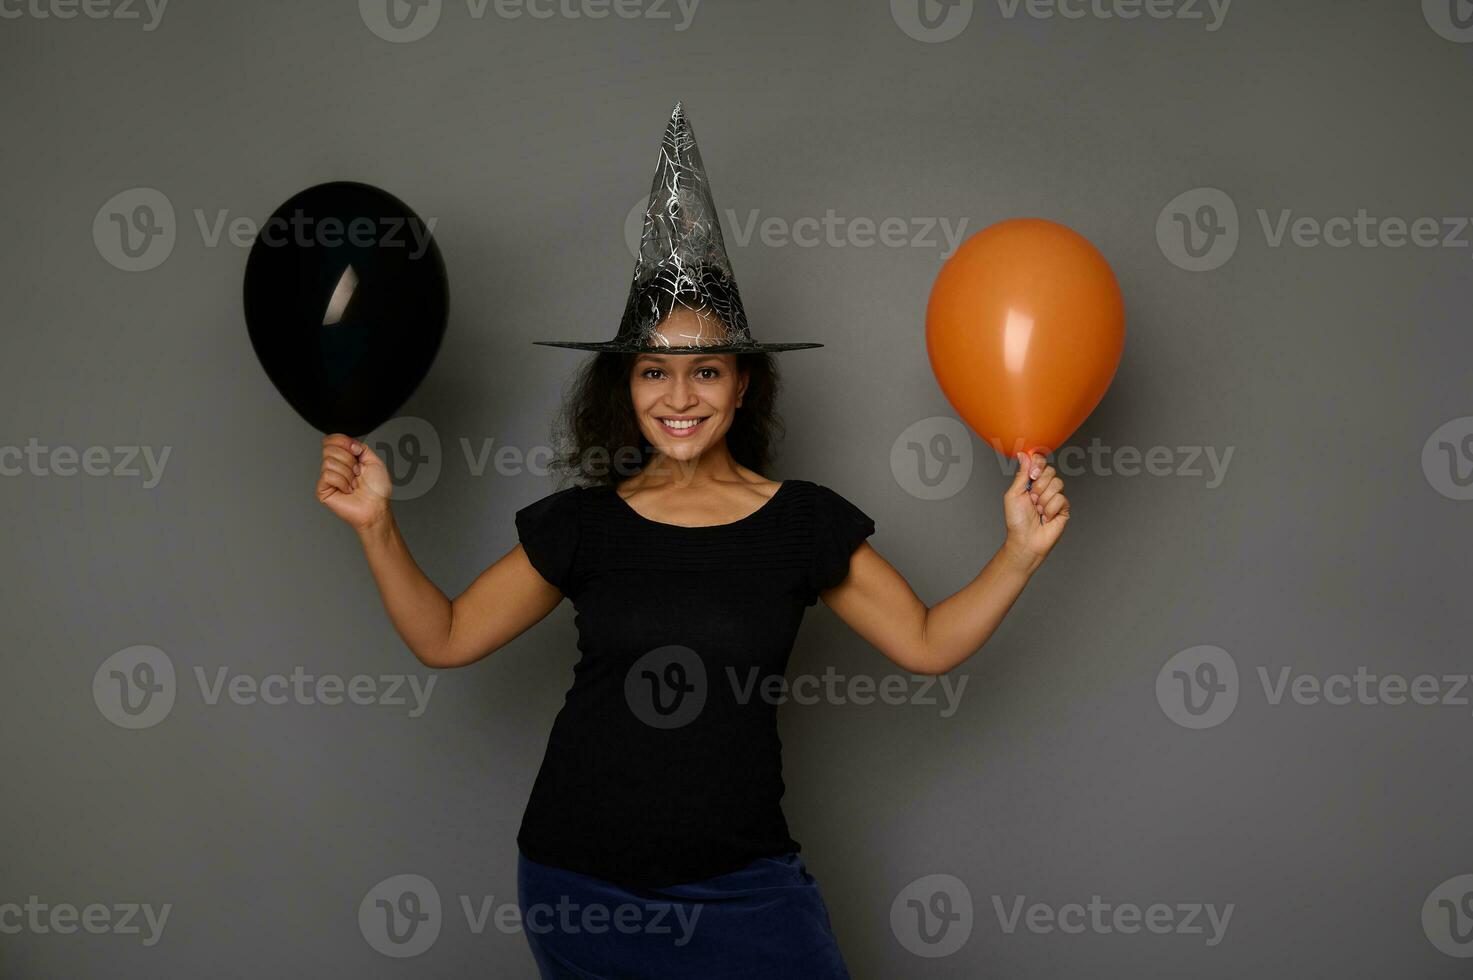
[533,101,823,354]
[621,102,748,349]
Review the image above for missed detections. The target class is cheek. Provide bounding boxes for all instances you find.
[710,382,740,410]
[628,386,658,414]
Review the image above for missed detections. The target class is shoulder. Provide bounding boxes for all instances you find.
[781,479,875,531]
[520,483,588,506]
[514,483,586,526]
[786,478,865,509]
[795,480,877,592]
[513,485,588,594]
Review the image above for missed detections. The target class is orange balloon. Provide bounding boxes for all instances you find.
[926,218,1124,459]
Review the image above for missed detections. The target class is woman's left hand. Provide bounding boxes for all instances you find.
[1002,451,1070,569]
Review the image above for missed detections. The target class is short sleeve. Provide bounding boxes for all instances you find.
[810,483,876,595]
[514,485,582,596]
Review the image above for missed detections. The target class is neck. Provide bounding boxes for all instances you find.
[638,443,743,489]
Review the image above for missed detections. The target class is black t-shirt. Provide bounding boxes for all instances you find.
[511,477,876,888]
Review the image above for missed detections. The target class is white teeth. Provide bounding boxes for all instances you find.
[661,418,702,429]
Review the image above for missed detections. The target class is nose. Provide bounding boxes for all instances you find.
[666,373,700,411]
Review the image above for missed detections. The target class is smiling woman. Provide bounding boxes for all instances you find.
[546,305,784,496]
[315,101,1070,980]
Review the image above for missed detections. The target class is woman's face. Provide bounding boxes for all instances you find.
[628,306,747,467]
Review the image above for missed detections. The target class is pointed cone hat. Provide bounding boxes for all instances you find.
[534,101,824,354]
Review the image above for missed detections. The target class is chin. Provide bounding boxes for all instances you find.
[651,438,705,462]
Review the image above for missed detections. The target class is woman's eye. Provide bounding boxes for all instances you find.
[639,366,718,380]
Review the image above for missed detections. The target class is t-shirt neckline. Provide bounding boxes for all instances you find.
[608,479,791,530]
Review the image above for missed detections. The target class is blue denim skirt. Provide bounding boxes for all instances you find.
[515,849,851,979]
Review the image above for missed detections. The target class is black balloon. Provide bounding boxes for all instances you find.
[243,181,449,436]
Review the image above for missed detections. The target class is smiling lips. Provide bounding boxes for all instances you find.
[657,415,709,437]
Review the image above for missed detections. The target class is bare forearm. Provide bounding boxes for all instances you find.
[918,541,1042,675]
[355,511,453,666]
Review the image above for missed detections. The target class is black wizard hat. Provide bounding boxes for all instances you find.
[534,101,824,354]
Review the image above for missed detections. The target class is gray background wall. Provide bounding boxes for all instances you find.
[3,0,1471,976]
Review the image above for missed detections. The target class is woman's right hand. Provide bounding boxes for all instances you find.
[317,434,392,531]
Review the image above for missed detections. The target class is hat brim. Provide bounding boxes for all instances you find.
[532,340,824,353]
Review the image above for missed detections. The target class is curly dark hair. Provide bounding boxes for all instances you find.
[547,350,785,489]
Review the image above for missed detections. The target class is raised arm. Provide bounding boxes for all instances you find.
[318,434,563,669]
[819,452,1068,676]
